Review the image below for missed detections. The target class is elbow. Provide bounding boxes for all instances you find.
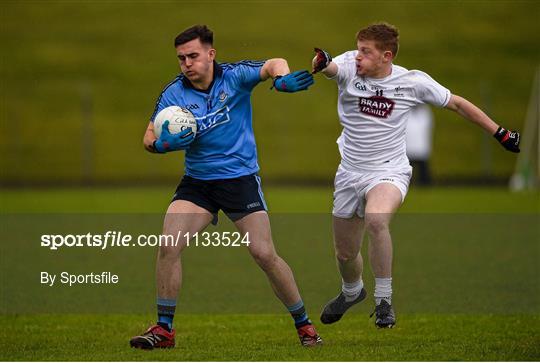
[143,140,152,153]
[261,58,289,81]
[272,58,287,65]
[269,58,288,71]
[143,141,155,153]
[143,133,155,153]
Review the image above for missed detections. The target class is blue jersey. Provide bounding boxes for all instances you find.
[150,60,265,180]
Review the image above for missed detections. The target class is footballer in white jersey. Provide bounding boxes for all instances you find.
[331,50,450,172]
[311,23,521,330]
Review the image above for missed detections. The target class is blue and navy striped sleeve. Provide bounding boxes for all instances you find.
[230,60,266,92]
[149,76,182,122]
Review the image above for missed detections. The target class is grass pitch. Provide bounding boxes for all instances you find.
[0,186,539,361]
[2,2,539,183]
[1,314,538,361]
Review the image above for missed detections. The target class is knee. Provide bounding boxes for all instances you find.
[251,247,279,271]
[365,216,389,236]
[335,245,358,263]
[158,244,181,261]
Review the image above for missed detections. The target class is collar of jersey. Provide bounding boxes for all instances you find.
[363,64,394,83]
[181,61,223,94]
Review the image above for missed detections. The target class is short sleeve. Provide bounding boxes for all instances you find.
[412,71,451,107]
[328,51,357,86]
[232,60,265,92]
[149,78,180,122]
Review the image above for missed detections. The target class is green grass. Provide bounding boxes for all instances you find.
[0,187,539,360]
[2,1,539,359]
[1,1,539,183]
[1,185,538,213]
[1,314,538,361]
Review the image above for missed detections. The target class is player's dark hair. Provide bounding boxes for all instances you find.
[357,23,399,57]
[174,25,213,47]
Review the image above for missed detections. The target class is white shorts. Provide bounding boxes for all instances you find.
[332,164,413,218]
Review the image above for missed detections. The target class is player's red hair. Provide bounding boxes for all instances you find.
[357,23,399,57]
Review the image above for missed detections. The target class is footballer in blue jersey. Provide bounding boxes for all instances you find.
[130,25,322,349]
[149,59,264,180]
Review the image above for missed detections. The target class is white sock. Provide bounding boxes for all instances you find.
[374,277,392,305]
[342,279,363,302]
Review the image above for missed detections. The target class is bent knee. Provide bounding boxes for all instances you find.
[251,248,279,270]
[335,247,359,263]
[158,244,182,260]
[364,216,390,235]
[334,235,361,262]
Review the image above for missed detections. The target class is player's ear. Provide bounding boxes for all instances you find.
[382,50,393,63]
[208,48,216,62]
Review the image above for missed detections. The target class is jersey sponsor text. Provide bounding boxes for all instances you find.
[358,96,395,118]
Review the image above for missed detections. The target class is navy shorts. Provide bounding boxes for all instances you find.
[171,173,268,224]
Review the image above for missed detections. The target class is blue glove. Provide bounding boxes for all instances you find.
[272,70,314,92]
[153,120,194,153]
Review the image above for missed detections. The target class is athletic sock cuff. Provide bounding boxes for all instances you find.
[286,300,304,312]
[374,277,393,298]
[342,279,364,295]
[157,297,177,306]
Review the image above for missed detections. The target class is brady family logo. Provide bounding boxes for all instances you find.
[358,96,395,118]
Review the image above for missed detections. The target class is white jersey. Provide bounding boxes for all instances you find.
[331,50,451,171]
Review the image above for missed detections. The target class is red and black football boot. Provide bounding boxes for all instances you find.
[297,323,323,347]
[130,324,175,350]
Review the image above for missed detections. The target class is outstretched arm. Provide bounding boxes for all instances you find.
[260,58,314,92]
[312,48,338,77]
[445,95,498,134]
[445,94,520,153]
[260,58,290,81]
[319,62,338,78]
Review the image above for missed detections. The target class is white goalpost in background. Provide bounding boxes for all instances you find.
[510,66,540,191]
